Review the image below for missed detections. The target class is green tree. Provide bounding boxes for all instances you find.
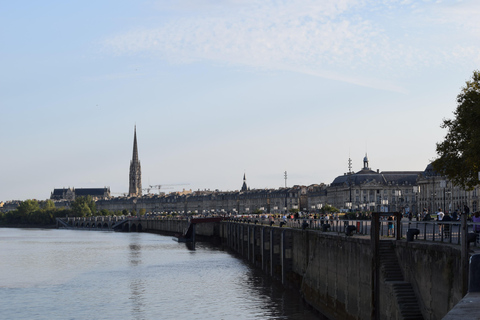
[17,200,40,215]
[321,204,339,214]
[42,199,56,211]
[71,196,96,217]
[433,70,480,189]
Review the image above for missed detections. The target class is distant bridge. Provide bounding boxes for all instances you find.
[56,216,142,232]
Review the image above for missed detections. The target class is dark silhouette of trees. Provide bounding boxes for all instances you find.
[433,70,480,189]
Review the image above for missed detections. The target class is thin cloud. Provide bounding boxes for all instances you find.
[102,0,480,90]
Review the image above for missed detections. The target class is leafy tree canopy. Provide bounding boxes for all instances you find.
[71,196,96,217]
[433,70,480,189]
[42,199,56,211]
[17,199,40,215]
[321,204,339,214]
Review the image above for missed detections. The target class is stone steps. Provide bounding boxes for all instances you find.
[379,241,424,320]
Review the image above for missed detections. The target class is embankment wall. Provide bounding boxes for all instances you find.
[140,219,462,319]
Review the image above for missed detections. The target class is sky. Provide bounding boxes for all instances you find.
[1,0,480,201]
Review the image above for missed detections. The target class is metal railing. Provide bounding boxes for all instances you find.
[223,217,480,247]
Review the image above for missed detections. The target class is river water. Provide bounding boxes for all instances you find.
[0,228,321,320]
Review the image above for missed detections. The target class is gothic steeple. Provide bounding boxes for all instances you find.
[241,173,248,191]
[129,126,142,197]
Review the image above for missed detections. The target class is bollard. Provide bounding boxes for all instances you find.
[345,225,356,236]
[301,221,309,230]
[469,254,480,292]
[322,224,331,232]
[407,228,420,242]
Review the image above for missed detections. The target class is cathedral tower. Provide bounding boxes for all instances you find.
[241,173,248,191]
[129,126,142,197]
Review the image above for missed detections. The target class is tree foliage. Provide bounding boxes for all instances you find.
[71,196,96,217]
[0,198,123,226]
[433,70,480,190]
[321,204,339,214]
[17,199,40,215]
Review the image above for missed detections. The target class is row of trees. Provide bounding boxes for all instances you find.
[0,196,128,226]
[1,196,341,226]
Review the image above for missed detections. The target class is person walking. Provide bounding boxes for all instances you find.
[443,211,452,238]
[437,208,445,236]
[472,212,480,233]
[387,216,394,237]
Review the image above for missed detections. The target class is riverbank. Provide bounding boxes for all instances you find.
[0,224,56,229]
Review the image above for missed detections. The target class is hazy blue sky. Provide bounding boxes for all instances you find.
[1,0,479,201]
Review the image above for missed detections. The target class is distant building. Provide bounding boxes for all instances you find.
[129,126,142,197]
[327,155,422,213]
[50,187,110,201]
[417,163,480,214]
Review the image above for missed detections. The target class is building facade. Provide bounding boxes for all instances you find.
[327,155,422,214]
[50,187,110,201]
[416,164,480,214]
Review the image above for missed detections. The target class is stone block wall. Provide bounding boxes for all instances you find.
[293,231,373,319]
[395,241,463,320]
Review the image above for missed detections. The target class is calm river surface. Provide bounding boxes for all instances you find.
[0,228,321,320]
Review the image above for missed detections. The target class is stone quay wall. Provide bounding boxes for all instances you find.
[140,219,463,319]
[395,241,463,320]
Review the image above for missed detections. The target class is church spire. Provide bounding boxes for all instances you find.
[241,173,248,191]
[129,126,142,197]
[132,125,139,163]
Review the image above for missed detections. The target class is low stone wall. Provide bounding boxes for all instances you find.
[293,231,373,319]
[395,241,462,320]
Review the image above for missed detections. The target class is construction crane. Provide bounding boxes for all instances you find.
[149,184,190,195]
[142,187,152,194]
[111,192,128,197]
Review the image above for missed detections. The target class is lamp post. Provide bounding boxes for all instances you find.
[440,180,447,213]
[412,186,420,215]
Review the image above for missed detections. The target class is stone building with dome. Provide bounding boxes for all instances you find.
[326,155,422,214]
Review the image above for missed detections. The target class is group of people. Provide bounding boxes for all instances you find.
[416,205,472,222]
[434,207,480,237]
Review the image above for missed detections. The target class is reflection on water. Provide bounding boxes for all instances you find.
[0,228,322,320]
[128,234,145,319]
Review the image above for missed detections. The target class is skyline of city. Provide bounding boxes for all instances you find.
[2,1,479,201]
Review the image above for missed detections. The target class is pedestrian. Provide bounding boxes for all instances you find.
[472,212,480,233]
[387,216,394,236]
[464,205,470,217]
[443,212,452,238]
[437,208,445,235]
[453,210,458,221]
